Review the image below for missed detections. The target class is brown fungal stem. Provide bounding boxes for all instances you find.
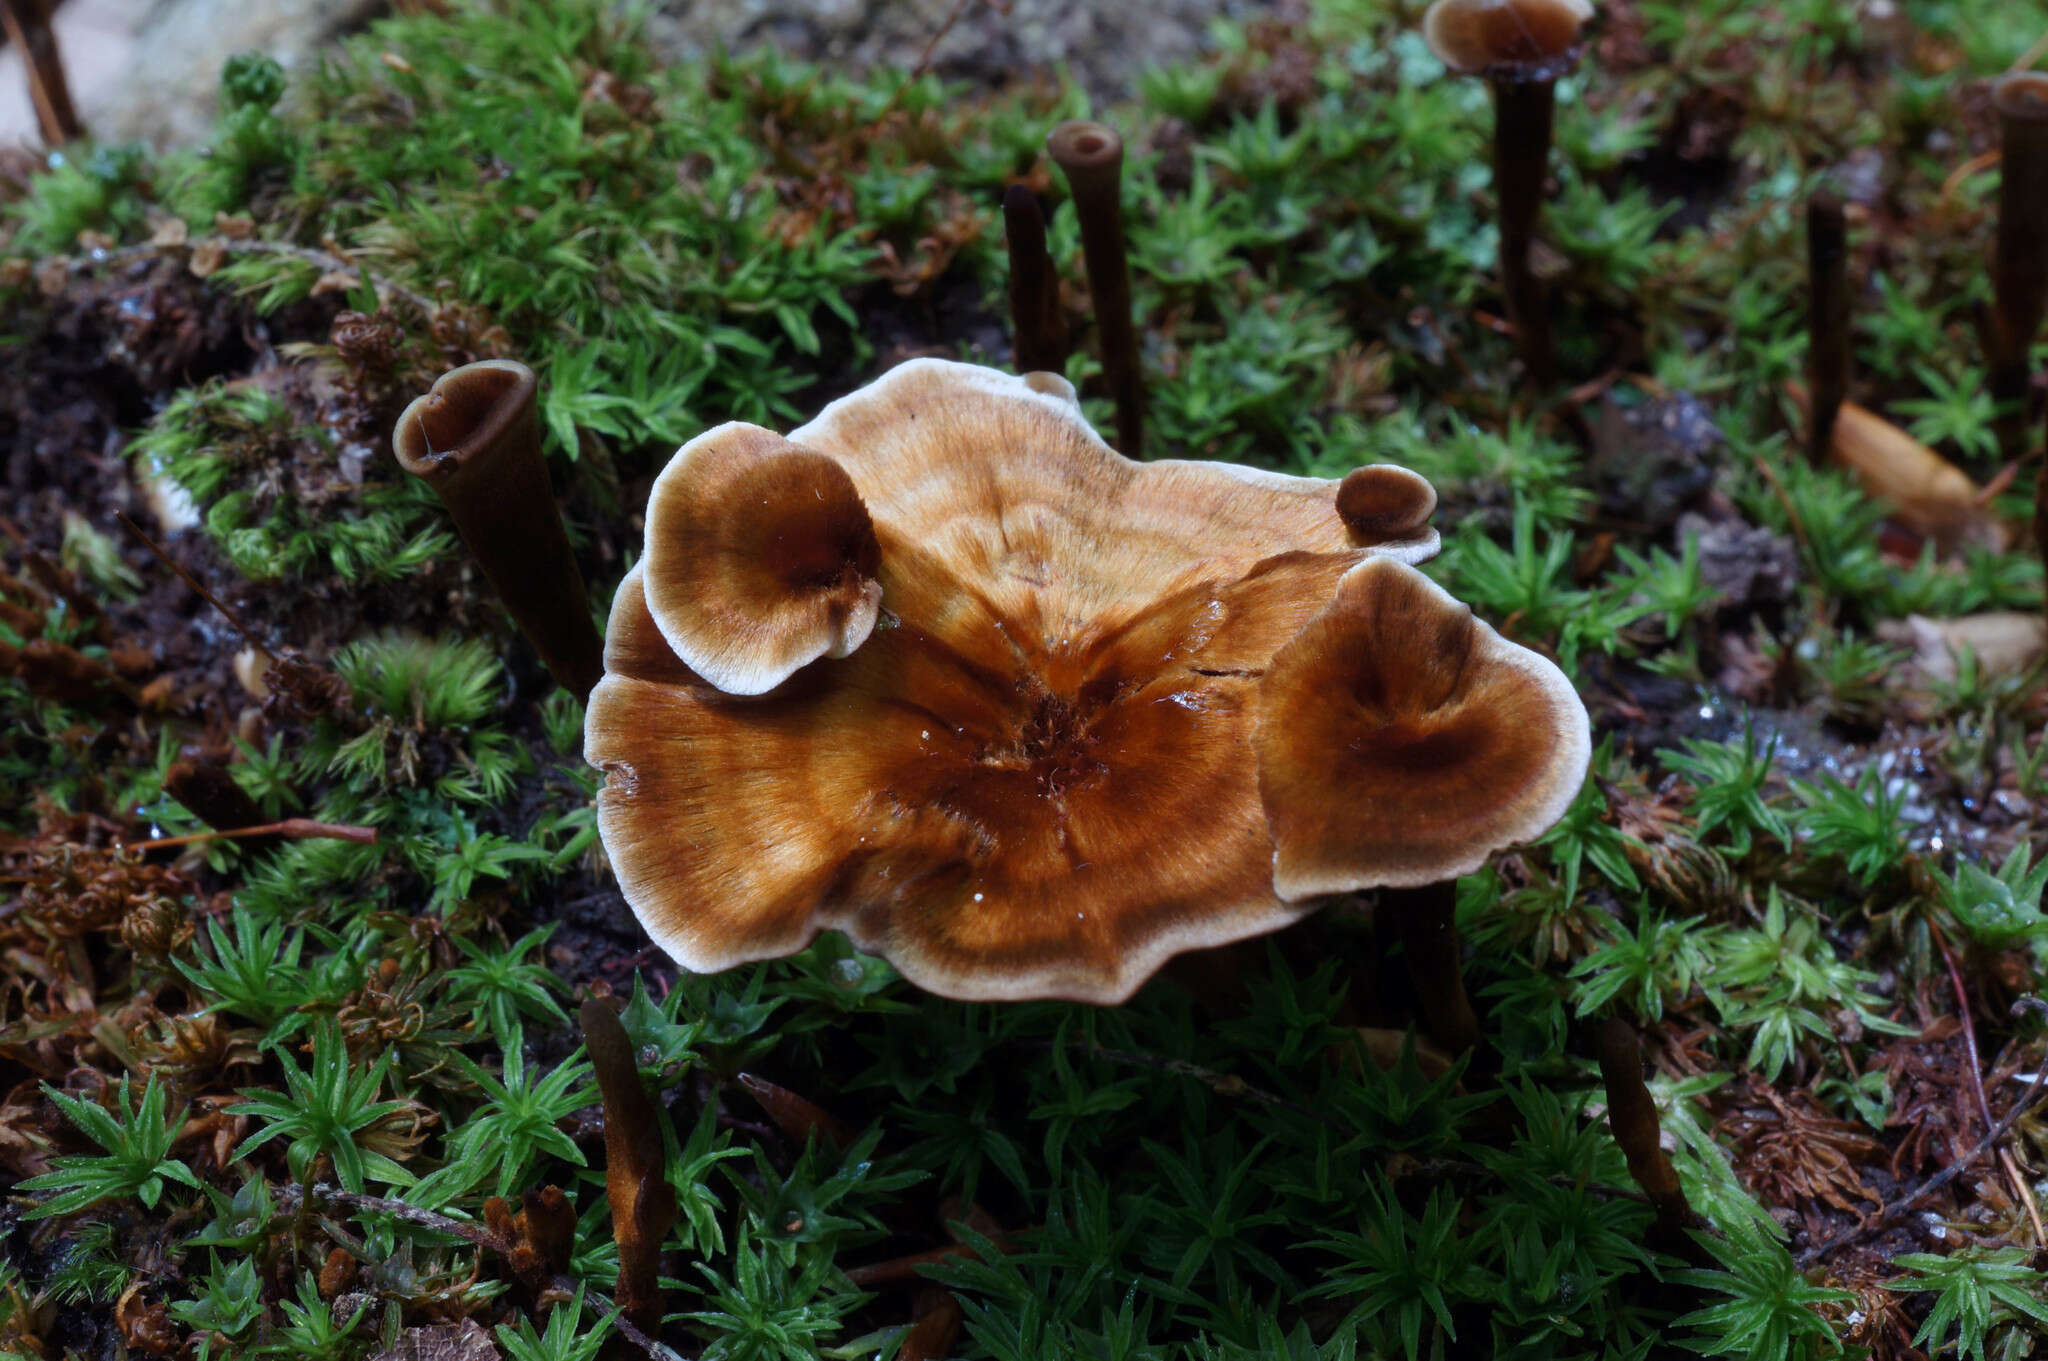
[1593,1017,1693,1241]
[1805,191,1850,468]
[2039,393,2048,600]
[580,998,677,1338]
[1989,73,2048,459]
[1383,882,1486,1061]
[0,0,82,146]
[1003,183,1069,376]
[394,361,605,701]
[1489,74,1559,386]
[1048,120,1143,455]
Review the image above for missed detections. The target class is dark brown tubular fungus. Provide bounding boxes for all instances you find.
[1048,120,1143,455]
[1003,183,1069,375]
[1990,73,2048,459]
[1488,76,1559,386]
[579,998,677,1338]
[2038,397,2047,603]
[1805,191,1850,468]
[1594,1017,1693,1243]
[1383,882,1485,1060]
[1423,0,1593,387]
[0,0,83,145]
[393,361,604,701]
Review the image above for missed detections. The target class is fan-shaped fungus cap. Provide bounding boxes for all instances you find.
[639,425,883,695]
[587,359,1584,1003]
[1422,0,1594,76]
[1255,557,1590,900]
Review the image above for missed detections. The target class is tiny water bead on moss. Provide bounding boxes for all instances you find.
[585,358,1589,1003]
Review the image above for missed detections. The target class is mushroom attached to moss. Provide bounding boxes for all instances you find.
[587,359,1588,1003]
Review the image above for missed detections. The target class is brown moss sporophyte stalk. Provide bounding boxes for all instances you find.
[584,359,1591,1004]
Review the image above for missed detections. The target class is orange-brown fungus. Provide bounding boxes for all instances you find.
[1422,0,1594,75]
[587,360,1585,1002]
[1256,557,1591,900]
[640,424,883,695]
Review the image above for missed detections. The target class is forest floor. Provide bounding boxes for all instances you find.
[3,1,2048,1358]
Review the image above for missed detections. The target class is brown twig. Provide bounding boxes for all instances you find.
[1796,997,2048,1267]
[1048,120,1143,455]
[0,0,82,145]
[122,819,379,851]
[114,513,275,666]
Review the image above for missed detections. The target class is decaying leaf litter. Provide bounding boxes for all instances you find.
[4,0,2048,1358]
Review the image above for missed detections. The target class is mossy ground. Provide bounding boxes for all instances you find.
[3,1,2048,1357]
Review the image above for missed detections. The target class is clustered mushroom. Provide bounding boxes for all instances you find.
[586,358,1590,1004]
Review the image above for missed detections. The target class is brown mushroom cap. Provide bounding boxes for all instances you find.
[1254,556,1591,900]
[639,423,883,696]
[1422,0,1594,75]
[587,360,1567,1003]
[1338,466,1438,542]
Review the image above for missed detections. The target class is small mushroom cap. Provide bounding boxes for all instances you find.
[640,423,883,696]
[1255,556,1590,900]
[589,359,1452,1003]
[1337,466,1438,542]
[1422,0,1594,75]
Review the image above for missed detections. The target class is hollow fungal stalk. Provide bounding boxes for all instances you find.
[1048,120,1143,456]
[393,361,605,700]
[1003,182,1069,376]
[1806,190,1850,468]
[1990,73,2048,459]
[1422,0,1596,386]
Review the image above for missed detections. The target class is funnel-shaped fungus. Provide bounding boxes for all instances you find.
[1423,0,1595,384]
[394,361,605,700]
[587,359,1587,1003]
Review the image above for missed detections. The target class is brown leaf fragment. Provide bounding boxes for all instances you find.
[902,1289,963,1361]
